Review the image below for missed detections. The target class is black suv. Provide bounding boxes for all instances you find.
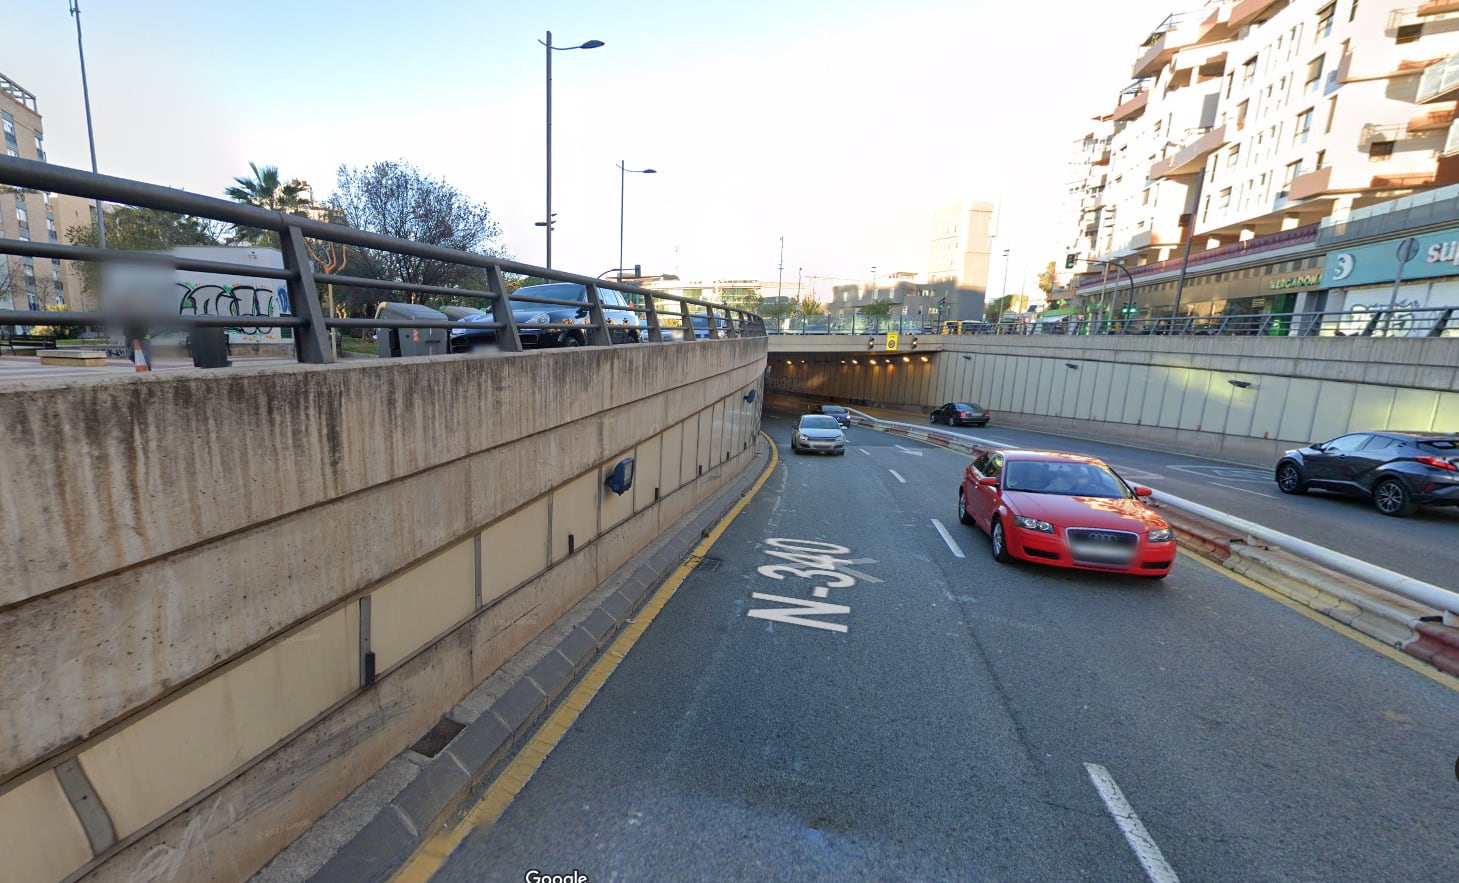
[817,404,852,427]
[1274,431,1459,517]
[449,283,640,352]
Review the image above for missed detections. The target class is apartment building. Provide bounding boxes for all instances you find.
[1,70,94,314]
[1064,0,1459,321]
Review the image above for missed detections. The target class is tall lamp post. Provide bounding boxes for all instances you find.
[69,1,104,248]
[618,161,655,281]
[540,30,603,269]
[1081,258,1136,328]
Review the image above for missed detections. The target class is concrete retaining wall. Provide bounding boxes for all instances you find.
[768,334,1459,462]
[0,339,766,882]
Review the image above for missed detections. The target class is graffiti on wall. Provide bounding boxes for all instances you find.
[176,281,291,343]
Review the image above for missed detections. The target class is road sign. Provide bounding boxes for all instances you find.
[886,332,899,351]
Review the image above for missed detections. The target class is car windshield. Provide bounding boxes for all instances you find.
[800,416,841,431]
[822,406,847,414]
[1002,461,1127,497]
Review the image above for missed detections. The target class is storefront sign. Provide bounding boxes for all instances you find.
[1323,225,1459,287]
[1268,273,1322,290]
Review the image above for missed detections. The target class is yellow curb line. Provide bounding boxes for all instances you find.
[389,433,780,882]
[1182,549,1459,695]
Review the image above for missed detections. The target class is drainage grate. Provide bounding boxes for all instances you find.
[409,716,465,758]
[694,555,724,573]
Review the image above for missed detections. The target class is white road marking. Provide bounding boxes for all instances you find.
[931,519,966,559]
[746,592,850,633]
[894,445,925,456]
[1083,763,1181,883]
[1167,464,1271,483]
[1209,481,1276,499]
[889,469,906,484]
[858,448,871,457]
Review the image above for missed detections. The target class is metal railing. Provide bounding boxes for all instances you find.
[763,306,1459,339]
[987,306,1459,338]
[0,155,763,362]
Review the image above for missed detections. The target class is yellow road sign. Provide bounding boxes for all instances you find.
[886,332,899,351]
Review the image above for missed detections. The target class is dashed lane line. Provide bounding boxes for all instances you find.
[931,518,966,559]
[1084,762,1181,883]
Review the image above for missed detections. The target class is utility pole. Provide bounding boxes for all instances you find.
[70,1,104,248]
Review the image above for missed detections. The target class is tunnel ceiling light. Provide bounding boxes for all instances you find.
[785,360,792,365]
[902,356,910,362]
[1228,379,1253,389]
[920,356,929,362]
[1065,362,1079,369]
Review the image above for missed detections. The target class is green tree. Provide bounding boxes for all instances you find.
[66,207,224,299]
[323,161,505,315]
[858,299,893,331]
[224,162,312,245]
[759,299,794,327]
[795,296,825,316]
[1038,261,1057,296]
[985,294,1015,324]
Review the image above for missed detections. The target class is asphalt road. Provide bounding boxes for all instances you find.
[837,400,1459,590]
[428,410,1459,882]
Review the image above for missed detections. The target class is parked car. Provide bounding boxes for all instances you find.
[956,449,1175,578]
[931,402,990,427]
[817,404,852,427]
[449,283,640,352]
[1273,431,1459,517]
[791,414,847,456]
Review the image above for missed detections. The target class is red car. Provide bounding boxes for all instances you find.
[956,449,1176,578]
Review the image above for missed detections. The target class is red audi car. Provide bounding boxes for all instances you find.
[956,449,1176,578]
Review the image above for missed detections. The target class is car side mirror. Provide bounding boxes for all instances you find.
[1131,485,1153,497]
[1311,443,1325,452]
[978,476,999,487]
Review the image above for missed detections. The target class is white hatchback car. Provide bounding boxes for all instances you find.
[791,414,846,456]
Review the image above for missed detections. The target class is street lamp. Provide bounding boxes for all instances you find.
[618,161,656,281]
[541,30,603,269]
[1079,258,1136,328]
[69,1,104,248]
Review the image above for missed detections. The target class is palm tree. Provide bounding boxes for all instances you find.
[225,162,310,212]
[224,162,311,244]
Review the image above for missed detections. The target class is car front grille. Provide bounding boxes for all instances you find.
[1065,528,1138,565]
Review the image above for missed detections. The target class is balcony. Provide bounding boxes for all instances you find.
[1148,125,1228,179]
[1371,173,1437,188]
[1228,0,1288,29]
[1112,90,1148,122]
[1410,108,1457,131]
[1419,0,1459,15]
[1288,166,1334,201]
[1445,118,1459,156]
[1133,32,1178,79]
[1419,51,1459,103]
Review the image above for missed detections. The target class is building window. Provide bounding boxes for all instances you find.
[1349,0,1358,21]
[1282,161,1301,194]
[1315,149,1326,169]
[1227,145,1241,169]
[1242,56,1257,87]
[1236,100,1249,130]
[1294,109,1313,144]
[1306,56,1324,93]
[1325,97,1339,134]
[1218,187,1232,211]
[1369,140,1395,160]
[1317,4,1335,41]
[1396,24,1423,44]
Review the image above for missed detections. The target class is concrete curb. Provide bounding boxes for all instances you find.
[841,407,1459,680]
[307,439,773,882]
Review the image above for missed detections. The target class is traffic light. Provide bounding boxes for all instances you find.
[1065,253,1078,269]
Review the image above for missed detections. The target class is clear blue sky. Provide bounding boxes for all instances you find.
[10,0,1177,296]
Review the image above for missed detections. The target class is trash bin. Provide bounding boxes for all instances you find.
[190,326,231,368]
[375,302,450,357]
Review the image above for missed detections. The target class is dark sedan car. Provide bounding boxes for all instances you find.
[449,283,639,352]
[930,402,990,427]
[1274,431,1459,517]
[817,404,852,427]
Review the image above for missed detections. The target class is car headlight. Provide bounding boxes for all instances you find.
[525,313,551,325]
[1148,528,1174,543]
[1012,516,1053,533]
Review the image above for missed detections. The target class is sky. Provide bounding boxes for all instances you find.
[8,0,1179,299]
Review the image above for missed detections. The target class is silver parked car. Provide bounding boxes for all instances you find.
[791,414,847,456]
